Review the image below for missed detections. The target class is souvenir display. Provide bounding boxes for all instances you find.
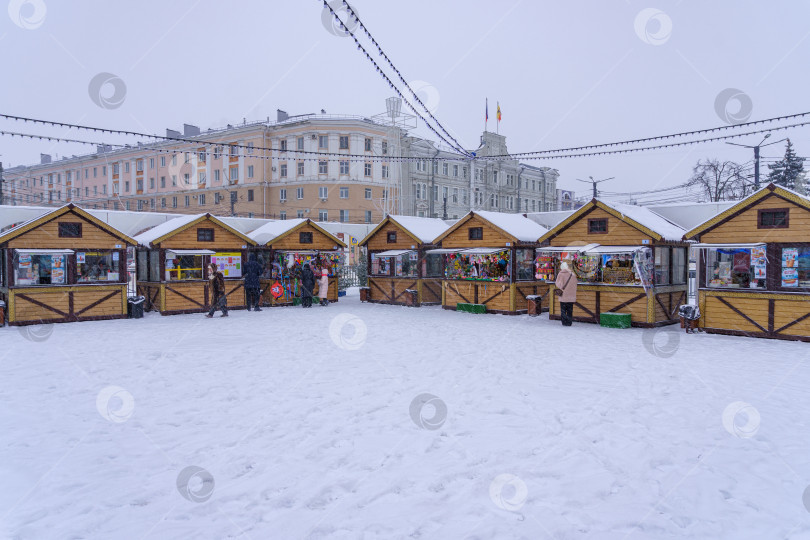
[445,250,510,282]
[534,252,555,282]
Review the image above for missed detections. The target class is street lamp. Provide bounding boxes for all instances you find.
[726,134,786,190]
[576,175,614,199]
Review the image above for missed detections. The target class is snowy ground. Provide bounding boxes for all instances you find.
[2,289,810,539]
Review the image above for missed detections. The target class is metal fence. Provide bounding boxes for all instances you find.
[337,263,367,289]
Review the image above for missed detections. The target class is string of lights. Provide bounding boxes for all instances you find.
[332,0,471,157]
[482,110,810,159]
[481,119,810,161]
[321,1,472,157]
[0,113,470,162]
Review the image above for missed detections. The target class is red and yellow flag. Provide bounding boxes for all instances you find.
[497,103,502,122]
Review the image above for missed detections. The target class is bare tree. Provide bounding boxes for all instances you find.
[688,159,748,201]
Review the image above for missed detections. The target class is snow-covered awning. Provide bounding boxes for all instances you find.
[691,243,766,249]
[14,248,74,254]
[537,243,600,253]
[374,249,414,257]
[584,245,646,255]
[425,248,463,255]
[461,247,509,255]
[167,249,216,256]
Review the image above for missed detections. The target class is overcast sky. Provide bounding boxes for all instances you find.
[2,0,809,202]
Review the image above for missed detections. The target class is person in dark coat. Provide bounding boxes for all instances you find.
[300,263,316,308]
[243,253,263,311]
[206,263,228,317]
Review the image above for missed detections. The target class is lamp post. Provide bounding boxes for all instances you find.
[576,175,614,199]
[726,134,785,190]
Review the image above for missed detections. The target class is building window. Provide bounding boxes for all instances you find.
[300,231,313,243]
[387,231,397,243]
[172,196,177,208]
[340,161,349,175]
[184,174,190,185]
[58,222,82,238]
[279,164,286,178]
[248,189,254,202]
[184,195,190,207]
[199,194,206,206]
[365,210,372,223]
[339,210,349,223]
[198,172,206,184]
[198,151,206,162]
[230,167,238,181]
[588,218,608,234]
[280,188,287,202]
[758,209,789,229]
[161,198,166,208]
[453,165,459,177]
[279,211,286,220]
[247,142,254,154]
[279,139,287,152]
[382,165,389,178]
[339,135,349,149]
[381,141,388,155]
[319,161,328,174]
[339,187,349,199]
[230,144,239,157]
[364,163,372,177]
[214,170,220,183]
[319,186,328,199]
[297,137,304,150]
[297,162,304,176]
[197,228,215,242]
[297,210,305,218]
[365,188,372,200]
[319,210,328,222]
[136,159,143,172]
[318,135,328,149]
[442,163,448,175]
[171,175,177,186]
[468,227,483,240]
[452,188,458,203]
[125,181,130,192]
[364,138,372,151]
[297,187,304,199]
[137,200,144,211]
[248,165,255,178]
[150,177,155,189]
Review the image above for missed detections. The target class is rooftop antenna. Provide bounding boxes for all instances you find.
[576,176,614,199]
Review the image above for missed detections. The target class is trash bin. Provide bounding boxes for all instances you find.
[526,295,541,316]
[127,296,145,319]
[404,289,418,307]
[359,287,370,302]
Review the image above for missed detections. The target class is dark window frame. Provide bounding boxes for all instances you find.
[468,227,483,240]
[588,218,608,234]
[299,231,313,244]
[757,208,789,229]
[386,231,397,244]
[197,228,215,242]
[58,222,82,238]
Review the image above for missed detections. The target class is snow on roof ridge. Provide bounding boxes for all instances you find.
[474,210,548,242]
[597,200,686,241]
[247,218,307,245]
[133,213,207,246]
[388,215,450,243]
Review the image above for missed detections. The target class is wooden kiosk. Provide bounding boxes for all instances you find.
[0,204,135,325]
[134,213,257,315]
[359,215,449,306]
[431,210,548,315]
[539,199,688,327]
[247,219,346,306]
[685,184,810,341]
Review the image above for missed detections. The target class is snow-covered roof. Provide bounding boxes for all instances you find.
[87,209,180,237]
[247,218,307,245]
[0,205,52,232]
[525,210,575,230]
[133,214,205,246]
[646,201,737,230]
[218,216,274,234]
[602,201,686,241]
[474,210,548,242]
[388,215,449,244]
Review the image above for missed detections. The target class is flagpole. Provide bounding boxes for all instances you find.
[485,98,488,133]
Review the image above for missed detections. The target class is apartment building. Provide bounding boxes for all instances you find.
[3,110,559,221]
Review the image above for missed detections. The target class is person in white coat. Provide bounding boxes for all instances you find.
[318,267,330,306]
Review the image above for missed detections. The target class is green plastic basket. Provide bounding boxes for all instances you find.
[457,303,486,314]
[600,312,631,329]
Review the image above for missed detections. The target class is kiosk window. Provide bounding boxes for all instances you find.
[13,252,67,285]
[706,248,765,289]
[137,251,148,280]
[672,247,687,285]
[149,250,161,282]
[77,251,120,282]
[197,228,215,242]
[588,219,607,234]
[515,249,534,281]
[758,209,788,229]
[299,232,313,244]
[387,232,397,243]
[468,227,483,240]
[166,254,204,280]
[425,253,444,278]
[780,246,810,288]
[58,222,82,238]
[654,247,670,285]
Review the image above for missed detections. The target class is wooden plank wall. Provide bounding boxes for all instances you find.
[549,207,653,247]
[366,222,418,251]
[440,216,512,248]
[443,280,512,312]
[8,214,125,249]
[420,279,443,304]
[271,224,339,250]
[700,194,810,243]
[10,285,126,323]
[159,221,246,249]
